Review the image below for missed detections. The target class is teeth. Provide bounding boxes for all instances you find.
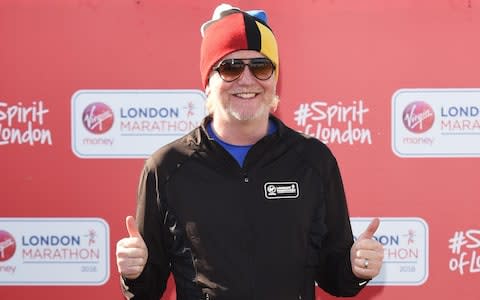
[235,93,256,99]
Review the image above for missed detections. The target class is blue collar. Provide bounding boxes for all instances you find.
[206,119,277,166]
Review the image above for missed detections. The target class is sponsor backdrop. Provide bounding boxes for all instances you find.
[1,1,479,299]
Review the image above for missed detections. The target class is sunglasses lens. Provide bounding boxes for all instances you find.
[215,58,275,82]
[218,60,245,81]
[249,58,274,80]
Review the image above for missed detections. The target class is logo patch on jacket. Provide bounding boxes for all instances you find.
[264,182,299,199]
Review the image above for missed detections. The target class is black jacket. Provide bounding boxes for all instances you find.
[122,115,366,300]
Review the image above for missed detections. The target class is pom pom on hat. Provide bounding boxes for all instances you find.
[200,3,279,88]
[200,3,241,37]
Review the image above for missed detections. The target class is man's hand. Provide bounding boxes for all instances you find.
[116,216,148,280]
[350,218,384,279]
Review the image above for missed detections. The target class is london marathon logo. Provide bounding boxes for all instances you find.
[402,101,435,134]
[0,230,16,262]
[82,102,114,134]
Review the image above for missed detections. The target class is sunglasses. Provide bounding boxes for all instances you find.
[213,58,276,82]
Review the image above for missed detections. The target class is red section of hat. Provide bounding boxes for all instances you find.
[200,13,248,88]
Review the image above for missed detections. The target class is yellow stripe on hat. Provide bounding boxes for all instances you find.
[256,20,279,80]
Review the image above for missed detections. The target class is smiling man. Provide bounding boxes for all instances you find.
[116,3,384,300]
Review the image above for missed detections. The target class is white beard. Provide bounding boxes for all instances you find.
[226,101,271,121]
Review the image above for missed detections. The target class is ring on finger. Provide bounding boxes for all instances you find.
[363,258,369,269]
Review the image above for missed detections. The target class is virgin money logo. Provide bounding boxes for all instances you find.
[402,101,435,134]
[0,230,16,262]
[82,102,114,134]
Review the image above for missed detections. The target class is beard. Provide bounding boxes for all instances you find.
[224,90,278,121]
[226,100,272,121]
[205,86,279,122]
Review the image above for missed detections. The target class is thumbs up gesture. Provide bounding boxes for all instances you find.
[350,218,384,279]
[116,216,148,279]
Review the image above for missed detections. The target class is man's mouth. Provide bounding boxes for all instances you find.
[233,92,258,99]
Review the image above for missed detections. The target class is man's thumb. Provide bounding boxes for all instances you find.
[358,217,380,240]
[126,216,141,238]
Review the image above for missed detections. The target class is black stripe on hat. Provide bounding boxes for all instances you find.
[243,13,261,51]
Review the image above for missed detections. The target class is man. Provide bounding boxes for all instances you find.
[116,4,384,300]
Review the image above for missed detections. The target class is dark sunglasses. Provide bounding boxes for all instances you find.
[213,58,276,82]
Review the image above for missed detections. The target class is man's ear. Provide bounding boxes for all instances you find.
[205,84,210,96]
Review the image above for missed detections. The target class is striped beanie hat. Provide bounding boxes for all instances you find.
[200,4,279,88]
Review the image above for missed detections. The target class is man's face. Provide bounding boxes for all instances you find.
[206,50,278,123]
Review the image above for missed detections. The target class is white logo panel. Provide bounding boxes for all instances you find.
[71,89,206,158]
[351,217,429,286]
[392,88,480,157]
[0,218,109,285]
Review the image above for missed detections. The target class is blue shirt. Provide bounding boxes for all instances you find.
[207,120,277,166]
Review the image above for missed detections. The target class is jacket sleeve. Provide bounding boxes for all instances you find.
[121,162,171,300]
[309,142,368,296]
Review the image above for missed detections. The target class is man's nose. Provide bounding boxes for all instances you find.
[236,65,257,84]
